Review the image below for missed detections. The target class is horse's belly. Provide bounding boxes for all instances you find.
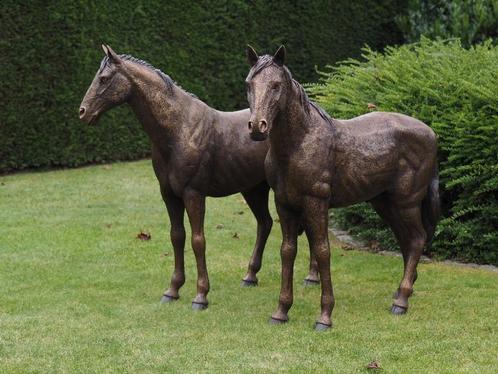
[329,170,396,207]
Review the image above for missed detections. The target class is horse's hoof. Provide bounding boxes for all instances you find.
[160,295,178,304]
[303,278,320,287]
[391,304,408,315]
[314,322,332,331]
[268,317,287,325]
[191,302,208,311]
[241,279,258,287]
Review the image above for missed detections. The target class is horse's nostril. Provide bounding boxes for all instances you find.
[248,121,253,130]
[79,107,86,117]
[259,119,268,132]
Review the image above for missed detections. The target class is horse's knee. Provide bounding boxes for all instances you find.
[191,233,205,252]
[281,242,297,259]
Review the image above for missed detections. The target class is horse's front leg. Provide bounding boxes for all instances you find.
[161,193,186,303]
[183,188,210,310]
[303,197,334,331]
[270,200,300,324]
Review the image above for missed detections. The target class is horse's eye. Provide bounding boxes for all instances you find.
[271,83,280,90]
[99,76,108,84]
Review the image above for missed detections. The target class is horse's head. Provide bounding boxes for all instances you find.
[79,45,132,125]
[245,45,289,141]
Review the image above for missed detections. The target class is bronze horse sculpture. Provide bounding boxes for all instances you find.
[79,45,281,310]
[245,46,440,330]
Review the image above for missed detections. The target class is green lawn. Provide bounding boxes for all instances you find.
[1,160,497,373]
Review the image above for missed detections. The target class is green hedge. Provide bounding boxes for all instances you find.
[307,39,498,265]
[0,0,404,172]
[396,0,498,46]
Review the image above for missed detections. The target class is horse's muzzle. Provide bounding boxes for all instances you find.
[79,106,99,125]
[248,118,268,141]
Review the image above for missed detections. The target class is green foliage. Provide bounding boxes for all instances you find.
[308,39,498,265]
[0,0,404,172]
[396,0,498,46]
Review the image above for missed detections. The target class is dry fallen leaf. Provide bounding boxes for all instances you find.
[137,231,151,241]
[235,211,244,215]
[367,103,377,110]
[216,224,224,230]
[369,240,381,252]
[232,232,239,239]
[341,244,354,251]
[367,360,381,370]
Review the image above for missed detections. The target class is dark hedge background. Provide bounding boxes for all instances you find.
[0,0,405,171]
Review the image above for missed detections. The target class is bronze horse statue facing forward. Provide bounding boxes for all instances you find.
[79,45,278,309]
[245,46,440,330]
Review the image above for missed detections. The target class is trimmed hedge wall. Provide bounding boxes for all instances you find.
[0,0,404,172]
[307,39,498,265]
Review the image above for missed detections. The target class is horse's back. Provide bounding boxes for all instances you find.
[336,112,436,147]
[329,112,437,206]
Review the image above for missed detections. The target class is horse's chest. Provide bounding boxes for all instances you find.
[267,156,331,209]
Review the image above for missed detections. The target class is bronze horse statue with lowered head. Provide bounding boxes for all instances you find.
[79,45,283,310]
[245,45,440,330]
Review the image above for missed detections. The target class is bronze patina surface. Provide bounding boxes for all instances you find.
[245,46,440,330]
[79,45,276,309]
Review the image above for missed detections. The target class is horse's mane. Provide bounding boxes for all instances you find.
[247,55,334,126]
[99,54,198,99]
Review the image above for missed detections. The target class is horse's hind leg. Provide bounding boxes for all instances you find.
[241,183,273,287]
[161,194,186,303]
[370,195,417,299]
[390,204,426,315]
[184,189,210,310]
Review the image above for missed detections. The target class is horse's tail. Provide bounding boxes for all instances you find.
[421,165,441,247]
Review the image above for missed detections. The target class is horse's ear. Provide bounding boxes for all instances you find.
[273,45,286,66]
[246,44,259,66]
[101,44,109,55]
[105,45,122,65]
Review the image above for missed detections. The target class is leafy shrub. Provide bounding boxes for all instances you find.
[0,0,404,172]
[307,39,498,265]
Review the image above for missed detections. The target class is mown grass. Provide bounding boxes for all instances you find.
[0,160,497,373]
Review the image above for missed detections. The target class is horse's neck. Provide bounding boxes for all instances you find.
[126,65,209,153]
[270,85,309,159]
